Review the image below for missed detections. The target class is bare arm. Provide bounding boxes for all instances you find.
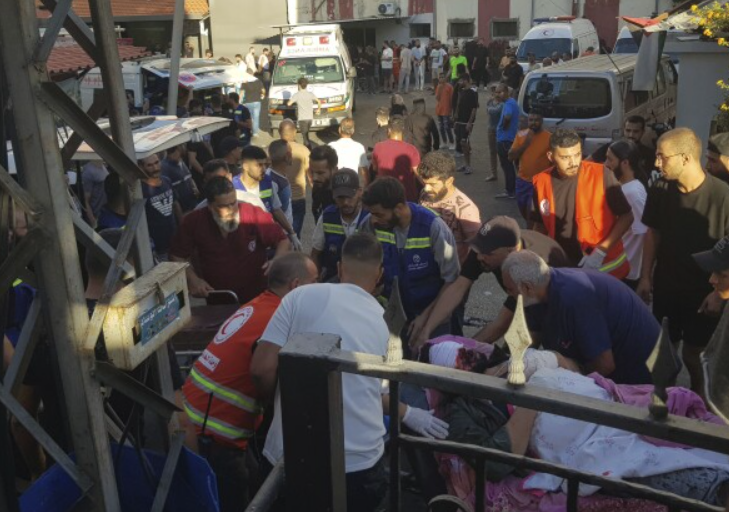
[473,306,514,344]
[504,408,538,456]
[358,166,370,187]
[171,254,214,297]
[597,212,633,253]
[637,228,659,304]
[250,341,282,402]
[411,277,473,348]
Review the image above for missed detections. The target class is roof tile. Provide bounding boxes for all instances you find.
[48,43,150,75]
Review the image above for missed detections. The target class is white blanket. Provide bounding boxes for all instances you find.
[523,368,729,496]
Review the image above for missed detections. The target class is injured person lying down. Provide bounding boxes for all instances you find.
[421,337,729,511]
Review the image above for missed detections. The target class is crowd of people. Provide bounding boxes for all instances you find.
[6,44,729,511]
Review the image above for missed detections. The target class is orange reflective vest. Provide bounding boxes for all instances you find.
[533,162,630,279]
[182,291,281,449]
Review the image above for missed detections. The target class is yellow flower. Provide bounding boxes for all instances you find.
[705,28,714,37]
[699,18,706,25]
[719,38,727,45]
[692,4,698,11]
[709,11,715,19]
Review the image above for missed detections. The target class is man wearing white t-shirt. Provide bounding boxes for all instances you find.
[252,233,388,511]
[381,42,394,93]
[398,44,413,93]
[412,40,425,91]
[328,118,369,185]
[251,232,448,512]
[429,42,447,89]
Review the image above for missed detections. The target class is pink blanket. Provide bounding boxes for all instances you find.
[423,338,718,511]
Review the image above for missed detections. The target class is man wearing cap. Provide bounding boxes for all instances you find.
[706,132,729,184]
[694,235,729,302]
[362,177,459,351]
[502,250,659,385]
[311,168,369,282]
[410,216,569,349]
[233,146,302,251]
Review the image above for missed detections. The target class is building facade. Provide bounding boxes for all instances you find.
[283,0,673,48]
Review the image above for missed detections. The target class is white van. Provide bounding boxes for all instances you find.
[613,26,639,54]
[518,54,678,155]
[80,58,245,111]
[267,24,355,132]
[516,17,600,72]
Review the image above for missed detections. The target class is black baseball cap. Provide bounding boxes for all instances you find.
[331,168,360,198]
[693,236,729,273]
[468,216,521,254]
[219,136,243,156]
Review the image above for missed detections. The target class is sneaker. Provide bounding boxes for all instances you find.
[457,165,467,173]
[454,151,464,158]
[463,166,473,175]
[484,174,497,182]
[450,143,457,151]
[494,192,512,199]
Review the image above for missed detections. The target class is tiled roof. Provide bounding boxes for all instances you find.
[36,0,208,19]
[48,43,150,75]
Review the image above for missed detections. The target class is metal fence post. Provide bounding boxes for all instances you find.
[279,333,347,511]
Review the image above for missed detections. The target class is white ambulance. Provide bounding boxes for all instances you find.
[267,24,356,133]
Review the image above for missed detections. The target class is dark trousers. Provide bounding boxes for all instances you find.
[259,456,387,512]
[298,120,312,148]
[291,198,306,238]
[497,140,516,195]
[438,115,454,144]
[202,440,250,512]
[471,67,489,87]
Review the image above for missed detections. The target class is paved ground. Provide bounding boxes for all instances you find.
[254,86,519,340]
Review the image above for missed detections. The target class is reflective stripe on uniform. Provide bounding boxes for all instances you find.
[375,230,396,245]
[404,237,431,249]
[599,252,628,274]
[184,401,254,441]
[189,367,261,414]
[259,189,273,199]
[323,223,345,235]
[12,279,22,287]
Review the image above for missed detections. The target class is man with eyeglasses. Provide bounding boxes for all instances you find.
[637,127,729,397]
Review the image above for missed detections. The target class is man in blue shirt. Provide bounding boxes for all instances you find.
[501,250,659,384]
[495,83,520,200]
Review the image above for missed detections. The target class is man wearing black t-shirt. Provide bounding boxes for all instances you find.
[638,127,729,395]
[410,216,569,348]
[453,75,479,174]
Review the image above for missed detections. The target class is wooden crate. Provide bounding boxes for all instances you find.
[103,262,191,370]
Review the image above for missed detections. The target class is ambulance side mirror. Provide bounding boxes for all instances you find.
[347,67,357,79]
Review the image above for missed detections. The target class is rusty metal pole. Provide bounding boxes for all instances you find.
[0,0,121,509]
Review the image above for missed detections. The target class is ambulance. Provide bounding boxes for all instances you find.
[267,24,356,133]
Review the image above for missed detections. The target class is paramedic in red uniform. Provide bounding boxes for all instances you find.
[531,128,634,279]
[182,252,318,512]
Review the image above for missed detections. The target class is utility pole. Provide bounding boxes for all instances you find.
[167,0,186,115]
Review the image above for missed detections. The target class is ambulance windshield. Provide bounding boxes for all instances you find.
[272,57,344,85]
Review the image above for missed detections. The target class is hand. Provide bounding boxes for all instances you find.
[466,123,473,134]
[579,248,606,270]
[699,291,725,317]
[402,406,449,439]
[407,314,430,349]
[288,233,303,252]
[189,276,214,298]
[636,278,652,305]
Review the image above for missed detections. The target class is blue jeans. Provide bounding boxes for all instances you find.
[438,115,454,144]
[291,198,306,238]
[497,140,516,195]
[515,177,534,218]
[243,102,261,136]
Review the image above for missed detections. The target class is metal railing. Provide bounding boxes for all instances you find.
[249,332,729,512]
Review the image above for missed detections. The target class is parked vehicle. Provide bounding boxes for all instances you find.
[516,17,600,72]
[613,26,639,54]
[518,54,678,155]
[80,58,245,112]
[267,24,356,133]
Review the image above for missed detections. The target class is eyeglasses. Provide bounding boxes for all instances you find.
[655,152,684,161]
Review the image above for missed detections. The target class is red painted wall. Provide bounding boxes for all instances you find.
[409,0,434,15]
[339,0,354,19]
[583,0,620,47]
[479,0,510,42]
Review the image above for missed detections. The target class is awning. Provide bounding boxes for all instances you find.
[68,116,231,161]
[141,58,246,90]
